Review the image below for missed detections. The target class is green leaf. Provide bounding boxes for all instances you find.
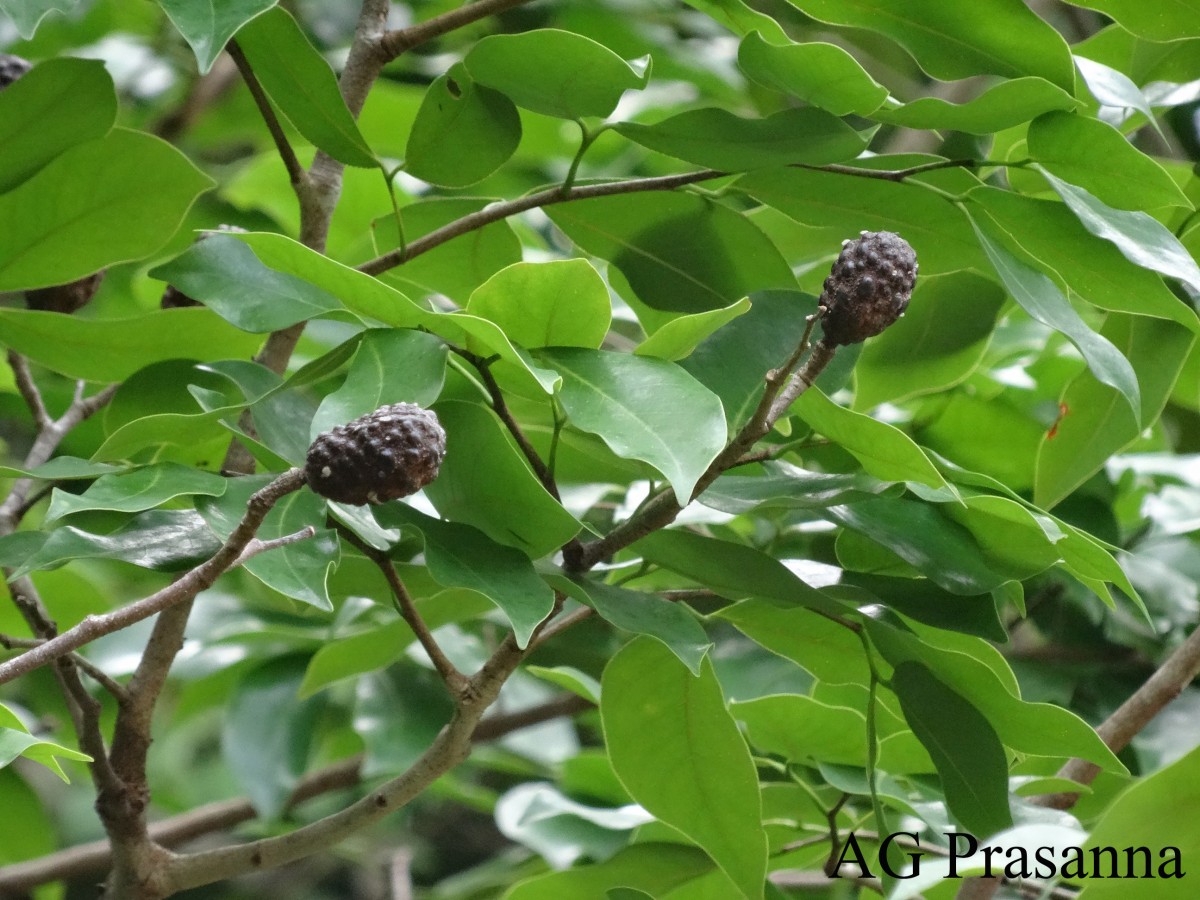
[967,187,1199,330]
[466,260,611,350]
[198,477,338,610]
[825,497,1011,595]
[867,620,1125,773]
[151,233,344,332]
[159,0,277,73]
[465,28,648,119]
[0,458,125,481]
[792,387,950,489]
[1077,742,1200,897]
[0,0,78,38]
[1027,111,1190,210]
[0,57,116,192]
[423,401,581,560]
[737,32,888,117]
[0,128,213,290]
[970,215,1141,421]
[235,7,375,167]
[1038,168,1200,298]
[0,724,90,781]
[222,656,325,820]
[44,463,227,523]
[309,329,447,440]
[736,167,987,277]
[602,638,768,899]
[505,843,714,900]
[546,192,795,316]
[1073,55,1158,124]
[538,348,726,501]
[891,661,1013,838]
[551,576,711,675]
[635,299,751,362]
[717,598,869,685]
[783,0,1074,89]
[873,77,1080,133]
[855,271,1006,408]
[378,505,555,649]
[615,106,870,171]
[525,665,602,705]
[1036,315,1195,508]
[356,667,455,777]
[9,509,221,578]
[1065,0,1200,41]
[406,63,521,188]
[701,461,890,515]
[634,530,848,618]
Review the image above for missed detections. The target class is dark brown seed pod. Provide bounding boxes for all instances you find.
[0,54,31,90]
[305,403,446,505]
[818,230,918,346]
[25,270,105,314]
[161,225,249,308]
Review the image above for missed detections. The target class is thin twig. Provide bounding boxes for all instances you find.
[0,470,309,686]
[379,0,536,60]
[7,350,51,429]
[227,40,305,187]
[0,635,128,701]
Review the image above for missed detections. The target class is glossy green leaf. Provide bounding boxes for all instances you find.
[635,299,751,362]
[539,348,726,501]
[874,77,1079,134]
[717,599,869,685]
[44,463,226,523]
[784,0,1074,89]
[505,843,714,900]
[0,0,78,38]
[737,32,888,116]
[160,0,276,72]
[553,576,711,675]
[1077,742,1200,898]
[422,401,581,559]
[465,28,648,119]
[701,461,890,515]
[222,656,325,819]
[0,720,90,781]
[1065,0,1200,41]
[891,661,1013,838]
[235,7,375,167]
[1073,55,1157,123]
[466,260,611,350]
[546,192,795,315]
[310,329,446,440]
[736,167,987,277]
[615,106,870,171]
[971,217,1141,420]
[378,504,555,649]
[9,509,221,578]
[406,63,521,188]
[855,271,1006,409]
[525,665,601,705]
[867,620,1125,772]
[602,638,768,899]
[825,497,1009,595]
[944,494,1065,582]
[0,129,213,290]
[680,0,789,41]
[792,388,949,489]
[198,477,338,610]
[1036,315,1195,508]
[1028,111,1190,210]
[1039,168,1200,297]
[0,458,125,481]
[967,187,1199,329]
[634,530,848,617]
[152,233,344,332]
[0,57,116,192]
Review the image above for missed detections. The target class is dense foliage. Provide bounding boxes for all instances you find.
[2,1,1200,898]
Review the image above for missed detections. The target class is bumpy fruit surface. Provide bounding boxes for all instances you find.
[305,403,446,505]
[25,270,105,314]
[819,230,918,346]
[0,54,31,89]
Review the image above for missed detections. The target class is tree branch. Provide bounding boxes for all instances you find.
[0,470,309,686]
[380,0,536,60]
[227,40,305,187]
